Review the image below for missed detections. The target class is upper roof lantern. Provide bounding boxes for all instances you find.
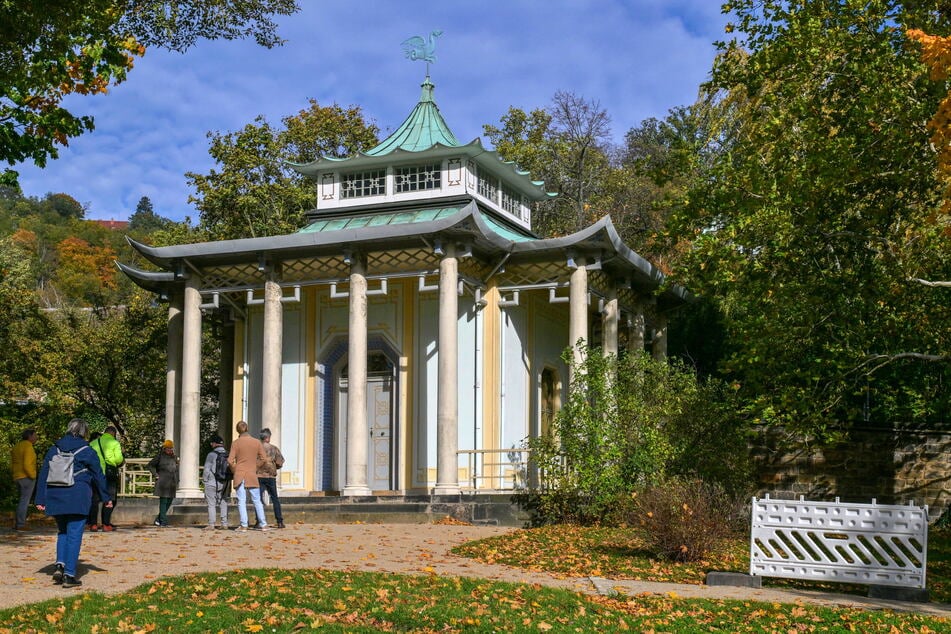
[364,76,460,155]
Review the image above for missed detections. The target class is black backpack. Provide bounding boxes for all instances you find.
[213,451,231,483]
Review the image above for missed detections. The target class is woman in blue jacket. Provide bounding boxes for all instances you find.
[35,418,111,589]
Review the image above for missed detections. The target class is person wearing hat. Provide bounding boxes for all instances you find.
[202,434,230,530]
[147,440,179,527]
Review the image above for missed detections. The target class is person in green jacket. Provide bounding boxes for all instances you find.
[87,426,124,531]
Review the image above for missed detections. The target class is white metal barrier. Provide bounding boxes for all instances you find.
[750,495,928,589]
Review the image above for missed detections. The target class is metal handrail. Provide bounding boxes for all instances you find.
[119,450,539,496]
[457,448,530,492]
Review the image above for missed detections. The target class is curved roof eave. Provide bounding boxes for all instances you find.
[501,216,690,304]
[115,260,177,294]
[125,202,496,270]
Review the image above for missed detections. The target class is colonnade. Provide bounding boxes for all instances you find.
[163,252,667,498]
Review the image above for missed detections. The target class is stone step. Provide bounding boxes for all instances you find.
[110,495,528,528]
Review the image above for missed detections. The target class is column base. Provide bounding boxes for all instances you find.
[433,484,460,495]
[342,485,372,497]
[175,487,204,499]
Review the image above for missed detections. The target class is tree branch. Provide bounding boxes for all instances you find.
[862,352,951,376]
[909,277,951,287]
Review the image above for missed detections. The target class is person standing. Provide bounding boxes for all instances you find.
[88,425,124,531]
[228,421,270,532]
[256,428,286,529]
[148,440,178,527]
[34,418,112,588]
[11,428,37,531]
[202,434,230,530]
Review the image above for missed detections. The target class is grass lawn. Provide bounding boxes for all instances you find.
[0,567,947,633]
[452,525,951,604]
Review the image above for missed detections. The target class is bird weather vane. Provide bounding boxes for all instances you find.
[401,30,443,75]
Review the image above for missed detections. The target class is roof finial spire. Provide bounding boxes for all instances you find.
[401,30,443,77]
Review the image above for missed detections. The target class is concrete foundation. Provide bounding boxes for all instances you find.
[109,494,529,528]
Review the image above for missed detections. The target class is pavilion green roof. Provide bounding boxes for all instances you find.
[298,206,463,234]
[364,77,460,155]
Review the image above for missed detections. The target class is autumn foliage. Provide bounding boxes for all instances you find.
[907,28,951,232]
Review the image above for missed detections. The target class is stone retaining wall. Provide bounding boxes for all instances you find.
[751,424,951,521]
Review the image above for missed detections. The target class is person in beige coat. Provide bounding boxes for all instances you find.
[228,421,270,532]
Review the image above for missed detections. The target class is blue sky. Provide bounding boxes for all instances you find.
[15,1,730,222]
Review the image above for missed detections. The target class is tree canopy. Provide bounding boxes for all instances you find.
[0,1,299,187]
[188,100,379,240]
[666,0,951,435]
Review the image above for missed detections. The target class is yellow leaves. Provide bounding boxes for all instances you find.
[242,620,264,633]
[907,29,951,81]
[45,606,65,624]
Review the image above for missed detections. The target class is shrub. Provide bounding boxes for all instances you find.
[629,477,744,562]
[518,346,753,526]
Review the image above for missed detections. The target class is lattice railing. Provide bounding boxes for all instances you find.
[750,496,928,589]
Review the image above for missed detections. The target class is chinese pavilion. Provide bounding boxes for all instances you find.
[119,76,686,498]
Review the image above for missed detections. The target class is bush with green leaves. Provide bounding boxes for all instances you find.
[519,346,752,525]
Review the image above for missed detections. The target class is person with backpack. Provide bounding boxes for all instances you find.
[87,425,124,531]
[34,418,111,589]
[202,434,230,530]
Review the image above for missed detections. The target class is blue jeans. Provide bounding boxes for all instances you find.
[235,482,266,528]
[15,477,34,527]
[55,514,87,577]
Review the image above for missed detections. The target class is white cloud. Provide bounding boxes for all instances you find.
[15,0,729,222]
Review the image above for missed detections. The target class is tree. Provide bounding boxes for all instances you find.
[0,1,299,187]
[188,100,379,240]
[54,235,119,304]
[128,195,170,233]
[485,92,612,237]
[907,27,951,236]
[668,1,951,435]
[44,193,85,219]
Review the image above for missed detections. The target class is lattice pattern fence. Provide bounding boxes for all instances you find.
[750,496,928,590]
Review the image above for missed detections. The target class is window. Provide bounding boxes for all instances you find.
[341,170,385,198]
[501,184,523,218]
[540,368,558,437]
[477,166,498,202]
[395,163,441,193]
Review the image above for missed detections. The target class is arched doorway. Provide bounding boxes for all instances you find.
[316,335,401,492]
[335,352,397,491]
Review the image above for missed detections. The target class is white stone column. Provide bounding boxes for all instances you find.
[652,314,668,361]
[164,290,183,447]
[568,259,588,374]
[343,254,371,496]
[628,305,646,355]
[217,318,235,444]
[603,283,619,358]
[435,243,460,495]
[261,267,283,449]
[178,276,203,498]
